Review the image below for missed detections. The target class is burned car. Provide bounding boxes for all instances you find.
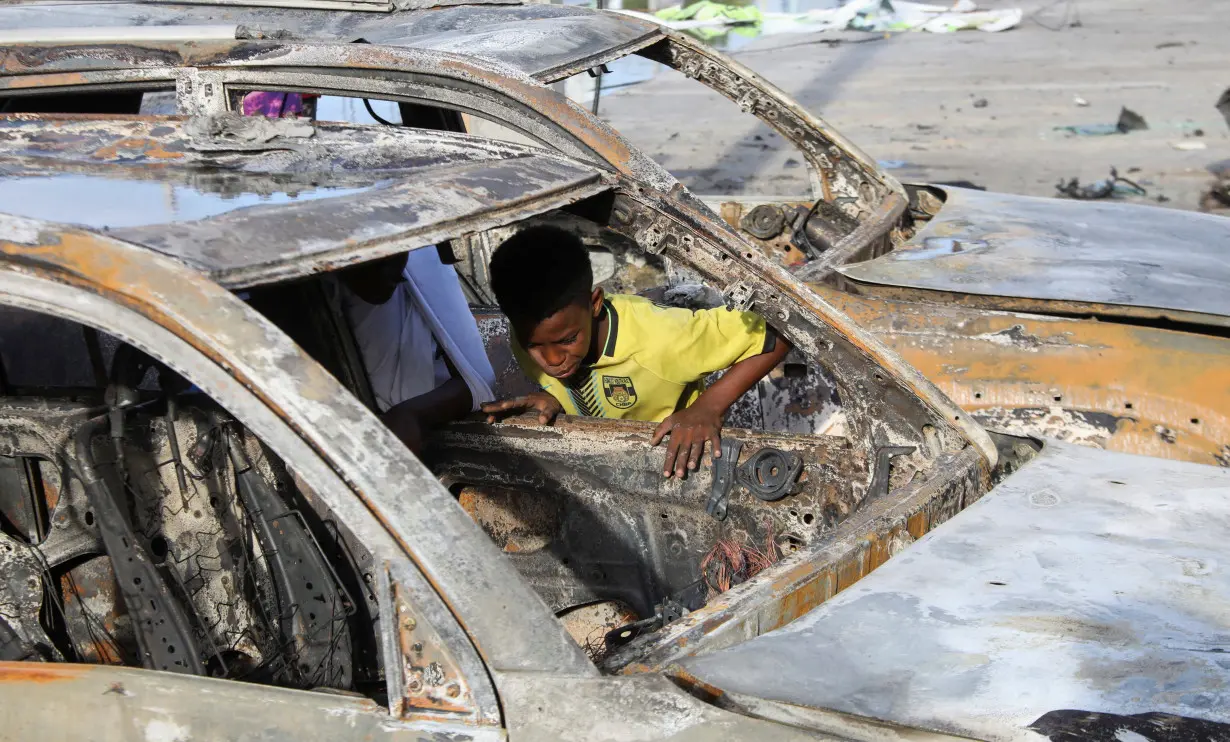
[0,112,1227,741]
[2,0,1230,468]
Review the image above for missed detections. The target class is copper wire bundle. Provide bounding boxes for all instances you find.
[700,522,780,598]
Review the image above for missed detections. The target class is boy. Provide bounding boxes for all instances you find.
[481,225,791,479]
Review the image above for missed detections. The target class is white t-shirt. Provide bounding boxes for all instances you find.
[340,248,496,414]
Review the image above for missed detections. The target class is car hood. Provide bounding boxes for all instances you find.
[677,440,1230,741]
[837,186,1230,327]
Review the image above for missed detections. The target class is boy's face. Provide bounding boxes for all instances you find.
[517,288,604,380]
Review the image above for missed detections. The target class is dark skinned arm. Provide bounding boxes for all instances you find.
[651,334,793,478]
[380,355,473,456]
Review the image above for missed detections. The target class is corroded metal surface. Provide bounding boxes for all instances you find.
[645,34,900,221]
[820,289,1230,467]
[677,441,1230,740]
[0,3,662,82]
[838,186,1230,326]
[604,445,992,674]
[0,40,678,190]
[0,661,502,741]
[0,217,556,717]
[605,189,999,472]
[0,114,612,287]
[424,415,864,618]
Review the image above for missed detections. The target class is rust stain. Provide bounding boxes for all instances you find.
[94,137,184,161]
[820,288,1230,466]
[0,662,85,683]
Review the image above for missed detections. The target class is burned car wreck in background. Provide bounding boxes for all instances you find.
[0,108,1226,742]
[2,0,1230,468]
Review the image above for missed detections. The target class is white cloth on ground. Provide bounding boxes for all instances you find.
[342,247,496,413]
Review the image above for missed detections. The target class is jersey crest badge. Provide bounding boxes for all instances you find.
[601,375,637,409]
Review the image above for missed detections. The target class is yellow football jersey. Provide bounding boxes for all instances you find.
[513,294,772,422]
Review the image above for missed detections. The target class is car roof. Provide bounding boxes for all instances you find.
[0,113,611,287]
[0,1,663,82]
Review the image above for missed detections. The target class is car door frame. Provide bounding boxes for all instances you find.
[0,212,610,732]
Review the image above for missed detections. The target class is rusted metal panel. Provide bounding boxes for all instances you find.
[676,441,1230,740]
[0,114,613,288]
[602,445,991,674]
[821,288,1230,467]
[0,215,593,689]
[424,415,864,619]
[838,186,1230,326]
[0,3,662,82]
[0,661,501,741]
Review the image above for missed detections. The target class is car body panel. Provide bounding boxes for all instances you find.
[819,288,1230,468]
[838,186,1230,327]
[0,2,662,83]
[0,114,611,287]
[679,441,1230,740]
[0,662,504,742]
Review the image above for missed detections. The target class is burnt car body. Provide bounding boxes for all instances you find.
[0,111,1227,741]
[1,0,1228,469]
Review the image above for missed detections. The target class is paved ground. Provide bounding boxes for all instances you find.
[597,0,1230,212]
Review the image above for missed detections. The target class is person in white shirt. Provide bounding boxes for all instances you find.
[337,245,496,454]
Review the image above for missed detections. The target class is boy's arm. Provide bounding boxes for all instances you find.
[650,331,792,479]
[381,355,473,455]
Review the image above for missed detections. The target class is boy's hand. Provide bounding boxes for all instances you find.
[482,391,563,425]
[651,403,723,479]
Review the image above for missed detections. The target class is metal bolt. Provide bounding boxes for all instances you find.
[446,684,461,698]
[401,616,416,631]
[412,642,423,654]
[408,679,423,693]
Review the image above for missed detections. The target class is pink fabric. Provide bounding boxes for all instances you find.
[240,91,310,118]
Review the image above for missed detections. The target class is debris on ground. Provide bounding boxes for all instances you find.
[1171,140,1208,151]
[973,97,989,108]
[1056,167,1147,200]
[1201,159,1230,213]
[1217,87,1230,130]
[1073,95,1090,107]
[1055,106,1149,137]
[1117,107,1149,132]
[645,0,1021,34]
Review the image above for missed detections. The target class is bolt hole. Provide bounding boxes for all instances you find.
[802,513,815,525]
[133,577,142,586]
[309,613,316,621]
[745,252,754,259]
[1191,418,1200,425]
[1125,402,1133,410]
[305,582,313,591]
[788,509,799,518]
[209,496,220,508]
[1053,395,1062,403]
[988,581,1007,586]
[84,511,94,526]
[150,536,169,563]
[167,645,175,654]
[660,512,669,520]
[974,392,982,399]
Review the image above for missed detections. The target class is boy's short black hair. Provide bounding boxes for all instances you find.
[490,225,593,329]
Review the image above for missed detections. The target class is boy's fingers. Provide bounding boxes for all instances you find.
[651,419,672,447]
[709,430,722,458]
[673,434,691,478]
[663,437,682,477]
[687,439,704,471]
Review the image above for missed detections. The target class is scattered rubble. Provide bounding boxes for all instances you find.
[1054,106,1148,137]
[1056,167,1146,200]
